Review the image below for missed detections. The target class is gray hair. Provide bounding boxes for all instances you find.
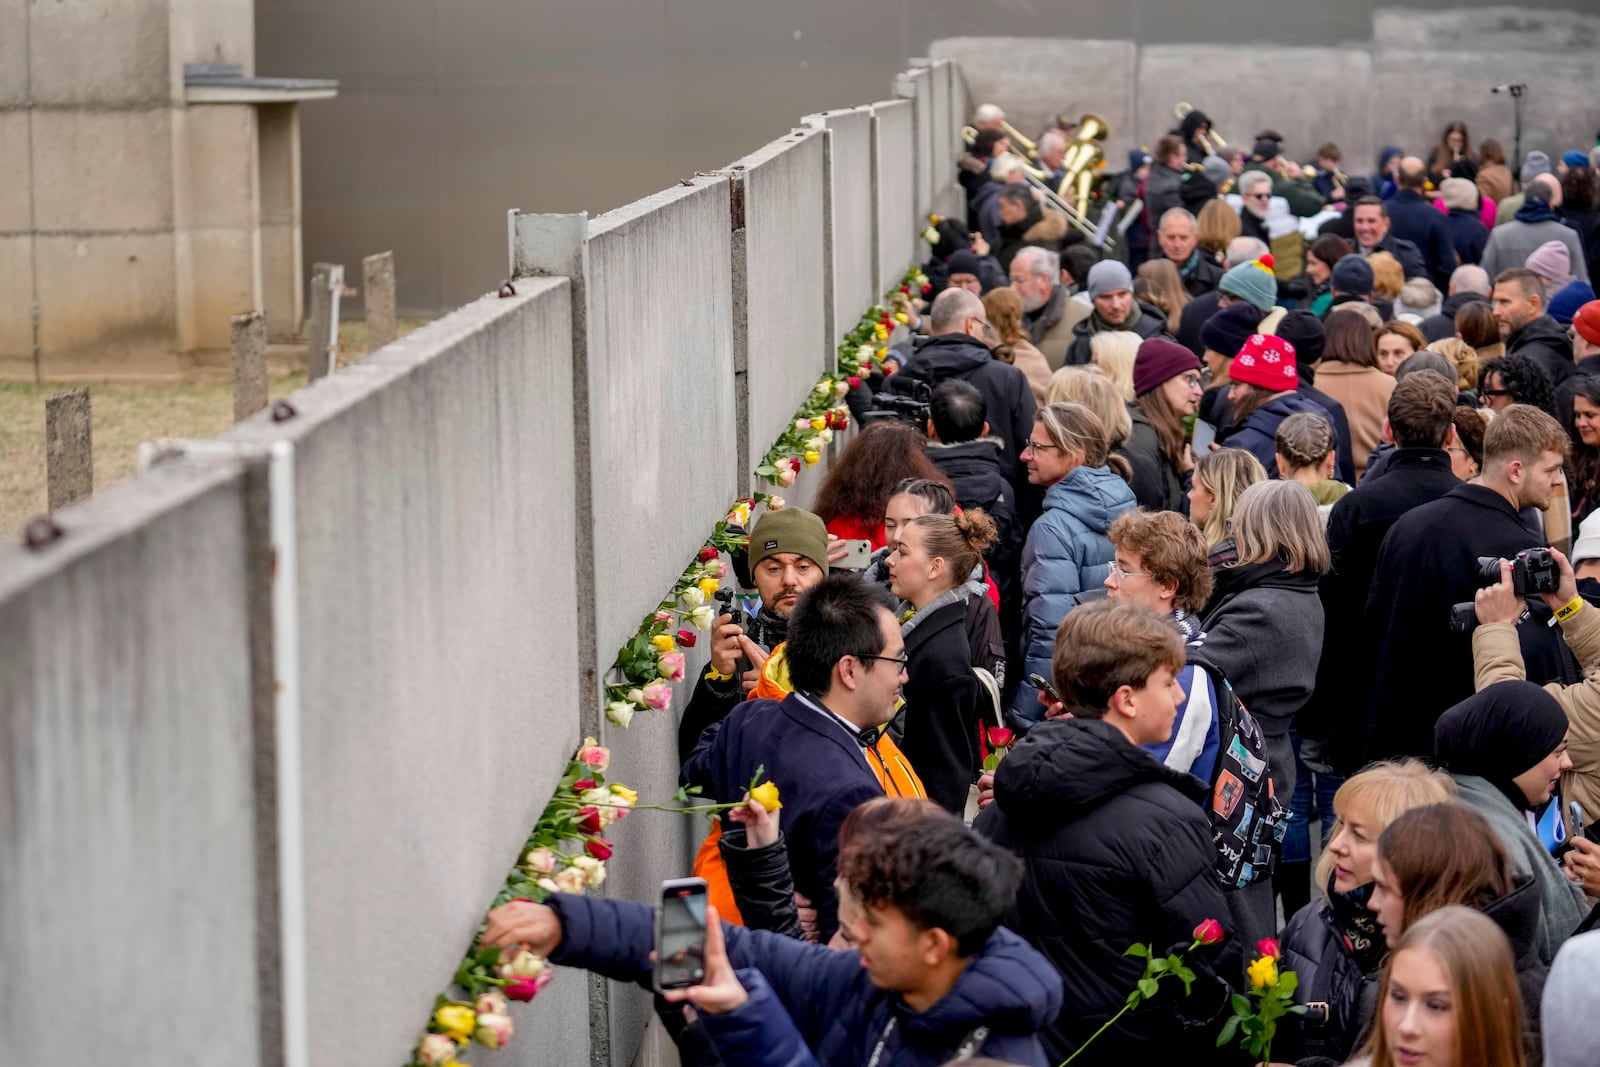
[1159,207,1198,232]
[1012,245,1060,280]
[1225,236,1271,267]
[1229,480,1331,575]
[929,287,985,334]
[1039,130,1068,156]
[1449,264,1491,296]
[1529,173,1561,201]
[974,103,1005,125]
[1239,171,1273,196]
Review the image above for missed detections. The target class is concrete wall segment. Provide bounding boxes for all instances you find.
[24,0,173,107]
[804,107,876,343]
[33,233,179,373]
[0,456,266,1067]
[1374,7,1600,52]
[0,111,29,233]
[897,66,934,222]
[871,99,915,295]
[29,108,175,233]
[224,280,582,1067]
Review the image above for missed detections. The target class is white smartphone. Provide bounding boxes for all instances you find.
[835,538,875,570]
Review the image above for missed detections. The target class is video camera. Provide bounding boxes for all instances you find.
[1447,548,1561,632]
[860,376,932,431]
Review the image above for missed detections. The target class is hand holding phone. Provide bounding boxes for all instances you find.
[655,878,709,992]
[833,538,875,570]
[659,901,749,1015]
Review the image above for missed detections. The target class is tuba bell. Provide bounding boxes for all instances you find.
[1056,114,1109,218]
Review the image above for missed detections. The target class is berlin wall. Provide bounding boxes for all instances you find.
[0,54,961,1067]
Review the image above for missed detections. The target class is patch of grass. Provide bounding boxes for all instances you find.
[0,318,427,537]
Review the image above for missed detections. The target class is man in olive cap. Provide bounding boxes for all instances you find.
[677,506,831,763]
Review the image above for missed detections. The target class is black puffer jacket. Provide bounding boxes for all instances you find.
[1278,895,1381,1063]
[899,598,984,815]
[973,717,1240,1066]
[1483,874,1550,1067]
[718,827,805,940]
[1506,314,1576,386]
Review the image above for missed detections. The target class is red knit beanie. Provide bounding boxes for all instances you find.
[1228,334,1299,391]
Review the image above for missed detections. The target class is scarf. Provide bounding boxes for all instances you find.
[1089,301,1142,336]
[1516,197,1564,227]
[1025,283,1066,343]
[1326,876,1387,974]
[1178,248,1204,281]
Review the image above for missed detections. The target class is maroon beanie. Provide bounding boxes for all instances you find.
[1133,337,1203,396]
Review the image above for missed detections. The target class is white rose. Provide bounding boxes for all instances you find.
[679,587,706,608]
[605,701,635,728]
[688,605,717,629]
[554,866,589,894]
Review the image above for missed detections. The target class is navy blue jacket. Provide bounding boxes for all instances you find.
[1443,207,1489,266]
[682,694,885,938]
[546,893,1064,1067]
[1216,392,1335,481]
[1385,189,1457,288]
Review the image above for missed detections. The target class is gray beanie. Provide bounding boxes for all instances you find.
[1522,150,1553,185]
[1086,260,1133,299]
[1201,154,1232,187]
[1543,931,1600,1067]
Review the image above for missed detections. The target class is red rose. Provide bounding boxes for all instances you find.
[573,779,597,792]
[985,726,1015,749]
[505,970,553,1002]
[1257,937,1281,959]
[576,807,602,834]
[586,837,614,860]
[1193,918,1225,945]
[847,376,861,389]
[921,283,932,296]
[698,546,718,562]
[676,628,697,648]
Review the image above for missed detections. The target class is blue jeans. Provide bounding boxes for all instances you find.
[1285,731,1343,866]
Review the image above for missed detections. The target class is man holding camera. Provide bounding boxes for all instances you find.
[676,508,831,765]
[1357,404,1570,767]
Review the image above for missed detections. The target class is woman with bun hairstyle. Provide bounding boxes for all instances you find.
[886,509,1001,814]
[1358,905,1527,1067]
[1277,760,1455,1064]
[1274,410,1351,520]
[1371,803,1548,1065]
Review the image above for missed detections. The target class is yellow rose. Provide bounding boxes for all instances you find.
[434,1003,477,1042]
[750,781,783,812]
[894,311,909,324]
[810,416,826,431]
[929,214,942,226]
[803,450,821,466]
[1247,954,1279,991]
[650,634,676,653]
[610,784,638,803]
[697,577,720,598]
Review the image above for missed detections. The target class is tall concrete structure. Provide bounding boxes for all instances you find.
[1,0,334,379]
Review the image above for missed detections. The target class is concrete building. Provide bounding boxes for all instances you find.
[1,0,334,379]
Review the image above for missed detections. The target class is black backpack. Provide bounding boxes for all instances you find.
[1185,646,1290,889]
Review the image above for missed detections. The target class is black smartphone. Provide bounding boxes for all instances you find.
[1028,672,1062,704]
[654,878,709,991]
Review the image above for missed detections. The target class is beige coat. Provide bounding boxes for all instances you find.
[1006,337,1053,407]
[1309,361,1396,481]
[1035,293,1092,371]
[1474,603,1600,820]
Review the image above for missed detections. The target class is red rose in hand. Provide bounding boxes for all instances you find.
[1193,918,1225,945]
[985,727,1015,749]
[505,969,554,1002]
[1257,937,1281,959]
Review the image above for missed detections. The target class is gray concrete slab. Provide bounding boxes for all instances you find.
[929,60,958,220]
[364,251,398,350]
[1374,7,1600,52]
[872,99,915,296]
[0,457,266,1067]
[24,0,173,106]
[0,112,29,234]
[897,66,935,222]
[225,279,583,1067]
[231,310,267,422]
[804,107,877,344]
[29,108,175,232]
[721,128,830,495]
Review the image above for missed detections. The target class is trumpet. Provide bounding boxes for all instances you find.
[960,120,1039,162]
[1175,103,1227,155]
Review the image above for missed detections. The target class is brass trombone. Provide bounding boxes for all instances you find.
[961,126,1111,250]
[959,120,1039,162]
[1174,103,1227,155]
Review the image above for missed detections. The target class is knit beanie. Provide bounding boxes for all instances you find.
[1572,511,1600,566]
[1128,148,1152,171]
[1200,302,1263,357]
[1201,154,1232,187]
[1275,310,1326,368]
[1330,255,1375,297]
[1434,681,1569,805]
[1439,177,1478,211]
[1525,240,1573,287]
[749,508,830,572]
[1132,337,1202,396]
[1562,150,1591,170]
[1574,300,1600,346]
[945,250,982,279]
[1521,150,1553,185]
[1250,138,1281,162]
[1087,260,1133,299]
[1543,931,1600,1067]
[1228,334,1299,391]
[1549,281,1597,325]
[1219,257,1278,312]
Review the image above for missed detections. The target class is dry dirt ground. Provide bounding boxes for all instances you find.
[0,319,426,537]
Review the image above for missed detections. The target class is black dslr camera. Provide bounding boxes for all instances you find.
[860,377,932,431]
[1447,548,1561,632]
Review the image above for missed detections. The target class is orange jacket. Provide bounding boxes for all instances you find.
[691,643,926,926]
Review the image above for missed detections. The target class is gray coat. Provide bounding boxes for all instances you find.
[1451,774,1587,964]
[1482,219,1591,285]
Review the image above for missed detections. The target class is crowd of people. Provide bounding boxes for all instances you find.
[480,106,1600,1067]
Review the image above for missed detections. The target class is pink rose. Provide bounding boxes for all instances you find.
[659,652,686,682]
[475,991,509,1016]
[524,846,558,874]
[417,1033,457,1066]
[474,1012,514,1049]
[642,680,672,711]
[576,743,610,773]
[505,968,555,1002]
[554,866,588,894]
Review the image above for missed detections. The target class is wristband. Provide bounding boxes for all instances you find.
[1555,596,1585,623]
[705,665,735,683]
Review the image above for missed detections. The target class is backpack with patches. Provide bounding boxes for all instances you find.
[1186,646,1289,889]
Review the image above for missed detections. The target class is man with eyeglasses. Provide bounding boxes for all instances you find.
[682,575,923,941]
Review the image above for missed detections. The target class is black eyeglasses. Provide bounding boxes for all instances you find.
[855,651,909,668]
[1478,389,1512,405]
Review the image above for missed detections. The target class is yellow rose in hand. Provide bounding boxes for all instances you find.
[434,1003,477,1042]
[1247,954,1279,991]
[750,781,783,812]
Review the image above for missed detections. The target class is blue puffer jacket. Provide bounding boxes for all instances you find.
[546,893,1063,1067]
[1217,392,1333,479]
[1009,464,1135,729]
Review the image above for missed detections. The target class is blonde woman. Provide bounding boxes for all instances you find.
[1368,250,1405,304]
[1197,199,1241,262]
[1276,760,1455,1064]
[1045,366,1131,450]
[1274,411,1351,519]
[982,287,1052,406]
[1426,337,1479,391]
[1086,329,1139,402]
[1189,447,1267,566]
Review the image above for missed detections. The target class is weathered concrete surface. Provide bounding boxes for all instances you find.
[225,278,583,1067]
[304,262,342,379]
[232,310,268,422]
[45,387,93,509]
[722,128,830,494]
[30,108,175,232]
[364,251,398,350]
[804,107,877,343]
[23,0,173,107]
[872,99,916,296]
[33,233,182,375]
[897,66,934,222]
[0,458,266,1067]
